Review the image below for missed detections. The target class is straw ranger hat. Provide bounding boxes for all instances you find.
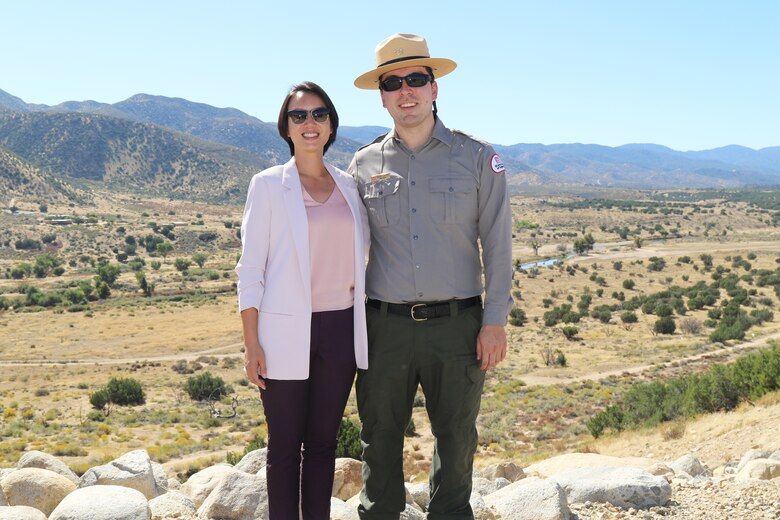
[354,33,457,90]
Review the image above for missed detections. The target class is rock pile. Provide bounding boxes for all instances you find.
[0,447,778,519]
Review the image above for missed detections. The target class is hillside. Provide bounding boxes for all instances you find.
[0,146,82,203]
[2,87,780,196]
[0,111,270,201]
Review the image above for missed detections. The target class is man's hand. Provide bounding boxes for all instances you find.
[476,324,507,371]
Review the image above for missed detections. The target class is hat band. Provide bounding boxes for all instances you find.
[377,55,429,68]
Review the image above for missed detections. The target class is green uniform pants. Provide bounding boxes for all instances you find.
[356,301,485,520]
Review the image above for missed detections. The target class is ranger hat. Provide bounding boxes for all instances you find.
[354,33,457,90]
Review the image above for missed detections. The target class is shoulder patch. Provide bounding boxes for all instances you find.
[490,154,506,174]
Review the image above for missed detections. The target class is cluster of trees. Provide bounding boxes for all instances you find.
[587,345,780,438]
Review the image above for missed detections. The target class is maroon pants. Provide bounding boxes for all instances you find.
[260,307,357,520]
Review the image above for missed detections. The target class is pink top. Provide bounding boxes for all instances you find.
[303,184,355,312]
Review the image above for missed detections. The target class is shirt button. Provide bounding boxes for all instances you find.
[379,190,384,195]
[411,155,415,160]
[415,264,420,269]
[418,292,423,297]
[410,181,416,186]
[413,235,418,240]
[449,187,454,192]
[411,208,417,213]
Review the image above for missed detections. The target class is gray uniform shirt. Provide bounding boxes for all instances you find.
[348,118,512,326]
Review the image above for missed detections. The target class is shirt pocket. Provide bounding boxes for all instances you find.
[363,175,402,227]
[429,177,476,224]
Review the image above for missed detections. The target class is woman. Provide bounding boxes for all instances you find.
[235,81,368,519]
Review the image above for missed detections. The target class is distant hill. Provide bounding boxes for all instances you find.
[496,143,780,188]
[0,146,82,203]
[1,87,779,192]
[0,111,270,201]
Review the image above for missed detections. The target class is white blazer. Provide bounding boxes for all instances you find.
[235,158,369,379]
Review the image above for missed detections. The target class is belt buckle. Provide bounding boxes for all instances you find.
[410,303,428,322]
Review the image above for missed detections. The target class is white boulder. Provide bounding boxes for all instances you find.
[0,467,76,516]
[49,485,151,520]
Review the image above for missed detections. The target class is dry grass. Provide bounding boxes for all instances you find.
[2,189,779,473]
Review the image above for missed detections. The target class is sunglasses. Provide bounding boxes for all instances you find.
[287,107,330,124]
[379,73,433,92]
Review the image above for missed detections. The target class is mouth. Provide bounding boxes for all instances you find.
[302,132,320,138]
[399,102,417,109]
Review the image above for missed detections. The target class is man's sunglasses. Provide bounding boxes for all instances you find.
[287,107,330,124]
[379,73,433,92]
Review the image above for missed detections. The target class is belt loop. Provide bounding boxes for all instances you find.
[450,300,459,318]
[380,300,389,319]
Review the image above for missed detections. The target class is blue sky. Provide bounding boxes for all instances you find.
[1,1,778,151]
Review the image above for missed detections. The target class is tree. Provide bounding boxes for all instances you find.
[529,239,541,256]
[95,262,121,286]
[156,241,174,262]
[174,258,192,272]
[192,252,208,268]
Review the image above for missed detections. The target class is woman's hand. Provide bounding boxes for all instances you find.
[244,341,268,390]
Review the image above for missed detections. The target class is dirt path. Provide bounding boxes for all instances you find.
[0,342,243,367]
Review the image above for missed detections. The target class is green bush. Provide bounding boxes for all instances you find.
[587,345,780,438]
[508,307,526,327]
[89,389,109,410]
[335,418,362,460]
[105,377,146,405]
[226,433,266,465]
[654,317,676,335]
[185,372,231,401]
[561,326,579,340]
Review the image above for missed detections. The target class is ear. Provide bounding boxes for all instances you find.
[431,80,438,102]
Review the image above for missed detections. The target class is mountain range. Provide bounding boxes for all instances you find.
[1,87,779,202]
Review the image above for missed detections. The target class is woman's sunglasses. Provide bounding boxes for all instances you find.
[379,73,433,92]
[287,107,330,124]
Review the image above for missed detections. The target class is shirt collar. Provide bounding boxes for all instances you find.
[383,117,454,149]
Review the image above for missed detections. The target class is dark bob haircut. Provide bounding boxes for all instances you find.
[277,81,339,156]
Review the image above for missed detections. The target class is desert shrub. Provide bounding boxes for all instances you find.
[105,377,145,405]
[226,432,266,465]
[654,317,676,335]
[15,238,41,250]
[647,257,666,272]
[622,279,635,290]
[89,389,110,410]
[679,318,703,335]
[508,307,526,327]
[335,419,362,460]
[750,309,773,325]
[185,372,231,401]
[561,326,579,340]
[95,262,121,286]
[198,232,218,242]
[174,258,192,272]
[588,346,780,438]
[591,306,612,324]
[620,311,638,324]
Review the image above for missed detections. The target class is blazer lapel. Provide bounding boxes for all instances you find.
[281,158,312,304]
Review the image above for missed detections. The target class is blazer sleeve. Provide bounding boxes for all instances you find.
[235,174,272,312]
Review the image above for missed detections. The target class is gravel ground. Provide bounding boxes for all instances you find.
[570,478,780,520]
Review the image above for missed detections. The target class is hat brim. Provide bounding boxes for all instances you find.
[354,58,457,90]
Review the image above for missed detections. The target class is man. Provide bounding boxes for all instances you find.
[348,33,513,519]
